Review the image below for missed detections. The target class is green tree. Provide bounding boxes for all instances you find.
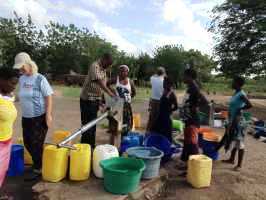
[45,22,84,74]
[0,12,47,71]
[135,53,153,81]
[153,45,186,87]
[184,49,215,82]
[209,0,266,77]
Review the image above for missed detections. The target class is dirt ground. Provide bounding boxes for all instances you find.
[3,92,266,200]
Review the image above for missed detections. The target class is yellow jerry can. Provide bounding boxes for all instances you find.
[42,145,69,182]
[52,130,71,144]
[187,154,212,188]
[17,138,33,165]
[133,113,141,128]
[70,144,91,181]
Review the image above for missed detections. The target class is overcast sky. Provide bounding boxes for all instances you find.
[0,0,224,56]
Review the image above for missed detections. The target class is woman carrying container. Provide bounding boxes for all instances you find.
[107,65,136,136]
[13,52,53,180]
[0,68,19,198]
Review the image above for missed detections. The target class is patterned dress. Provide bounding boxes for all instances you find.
[116,77,134,137]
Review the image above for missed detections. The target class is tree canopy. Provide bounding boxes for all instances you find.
[209,0,266,77]
[0,13,215,87]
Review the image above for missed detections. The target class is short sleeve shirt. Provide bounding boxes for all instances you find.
[229,90,246,123]
[182,82,201,126]
[0,95,17,141]
[18,73,53,118]
[150,75,164,100]
[80,60,107,101]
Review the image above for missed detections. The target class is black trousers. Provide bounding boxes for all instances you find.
[80,99,99,148]
[22,114,48,170]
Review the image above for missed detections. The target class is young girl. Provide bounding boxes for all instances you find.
[222,76,252,171]
[181,68,208,167]
[107,65,136,136]
[153,77,178,142]
[0,68,19,198]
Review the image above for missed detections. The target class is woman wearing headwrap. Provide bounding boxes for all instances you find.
[107,65,136,136]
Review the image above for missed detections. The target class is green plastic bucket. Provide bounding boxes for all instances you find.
[243,112,252,121]
[100,157,145,194]
[172,120,184,131]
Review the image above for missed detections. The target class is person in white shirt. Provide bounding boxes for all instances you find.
[107,65,136,136]
[146,67,166,132]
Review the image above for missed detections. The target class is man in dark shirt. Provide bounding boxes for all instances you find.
[181,68,209,166]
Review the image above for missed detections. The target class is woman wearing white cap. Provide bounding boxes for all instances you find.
[107,65,136,136]
[13,52,53,180]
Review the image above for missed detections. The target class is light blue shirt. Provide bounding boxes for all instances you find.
[18,73,53,118]
[229,90,246,123]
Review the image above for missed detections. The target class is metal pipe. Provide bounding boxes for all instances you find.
[58,111,110,147]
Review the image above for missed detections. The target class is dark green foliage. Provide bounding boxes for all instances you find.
[0,13,215,87]
[209,0,266,77]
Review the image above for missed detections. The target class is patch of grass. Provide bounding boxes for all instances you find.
[134,87,151,101]
[56,86,151,100]
[203,82,266,96]
[61,86,81,98]
[54,83,266,100]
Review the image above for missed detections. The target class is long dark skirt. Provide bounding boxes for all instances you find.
[122,102,133,137]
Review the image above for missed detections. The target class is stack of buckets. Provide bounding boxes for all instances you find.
[198,128,220,160]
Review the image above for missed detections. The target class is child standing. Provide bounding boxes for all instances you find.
[223,76,252,171]
[153,77,178,142]
[180,69,209,168]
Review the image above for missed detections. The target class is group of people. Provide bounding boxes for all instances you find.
[0,51,252,197]
[147,67,252,173]
[0,52,54,188]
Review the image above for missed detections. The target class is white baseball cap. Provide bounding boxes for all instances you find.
[13,52,32,69]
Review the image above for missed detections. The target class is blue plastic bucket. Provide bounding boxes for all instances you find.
[7,145,24,176]
[126,147,164,179]
[198,133,204,148]
[201,140,219,160]
[128,132,144,145]
[120,133,144,153]
[203,150,219,160]
[144,134,181,163]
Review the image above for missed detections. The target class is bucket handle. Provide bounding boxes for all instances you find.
[109,168,128,174]
[100,162,128,174]
[44,142,77,150]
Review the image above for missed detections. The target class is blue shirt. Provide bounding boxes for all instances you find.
[229,90,246,123]
[18,74,53,118]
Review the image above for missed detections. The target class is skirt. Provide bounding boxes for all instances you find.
[0,139,12,187]
[122,102,133,137]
